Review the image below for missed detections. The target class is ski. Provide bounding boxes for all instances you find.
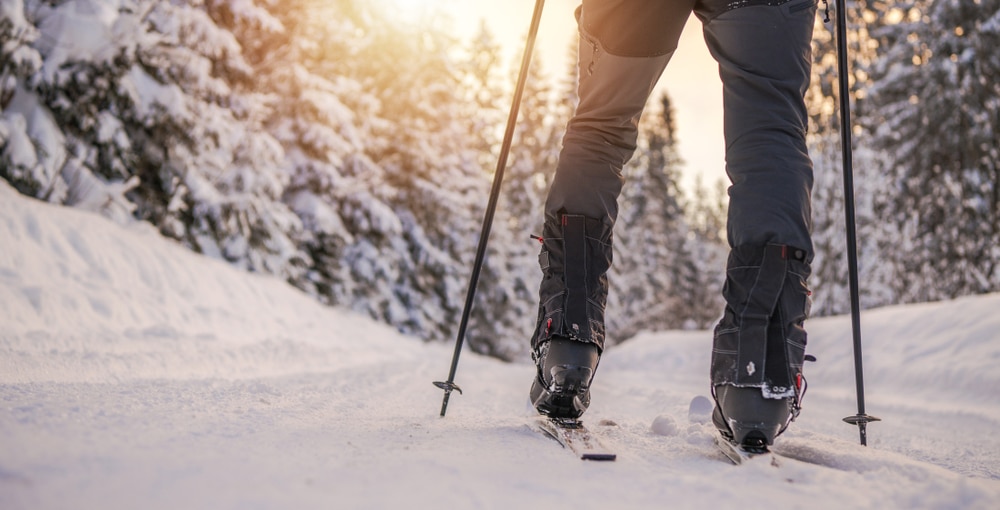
[714,433,781,467]
[535,417,616,461]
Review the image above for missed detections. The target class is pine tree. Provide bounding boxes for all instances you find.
[610,93,688,340]
[680,175,728,329]
[1,0,146,216]
[806,2,894,315]
[2,0,310,276]
[463,44,554,360]
[864,0,1000,301]
[336,4,502,345]
[0,0,45,196]
[235,0,397,317]
[505,49,558,236]
[459,22,506,171]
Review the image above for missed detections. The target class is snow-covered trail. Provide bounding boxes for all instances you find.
[2,180,999,509]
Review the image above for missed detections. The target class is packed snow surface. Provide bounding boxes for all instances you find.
[2,180,999,509]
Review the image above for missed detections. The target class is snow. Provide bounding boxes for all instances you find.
[125,66,188,123]
[0,113,35,168]
[35,0,118,82]
[2,86,67,190]
[2,179,999,509]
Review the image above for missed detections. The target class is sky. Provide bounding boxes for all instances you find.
[381,0,728,196]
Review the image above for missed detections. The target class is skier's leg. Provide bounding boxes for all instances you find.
[544,0,695,228]
[698,0,816,251]
[531,0,695,419]
[695,0,817,445]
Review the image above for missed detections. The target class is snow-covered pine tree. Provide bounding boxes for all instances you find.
[149,0,306,278]
[339,5,501,344]
[1,0,144,218]
[0,0,45,197]
[241,0,396,312]
[2,0,308,278]
[505,49,558,237]
[459,22,505,174]
[863,0,1000,301]
[609,92,688,341]
[805,2,894,315]
[464,45,556,360]
[679,175,728,329]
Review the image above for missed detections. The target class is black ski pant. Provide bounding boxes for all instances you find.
[532,0,817,394]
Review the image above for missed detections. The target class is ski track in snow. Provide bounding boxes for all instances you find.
[2,180,1000,509]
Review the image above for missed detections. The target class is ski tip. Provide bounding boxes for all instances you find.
[536,417,617,461]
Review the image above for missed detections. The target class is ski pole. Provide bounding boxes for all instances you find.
[434,0,546,417]
[833,0,880,445]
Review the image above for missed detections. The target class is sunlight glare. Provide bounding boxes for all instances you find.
[381,0,444,19]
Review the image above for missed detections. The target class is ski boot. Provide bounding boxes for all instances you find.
[712,384,795,452]
[530,336,600,419]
